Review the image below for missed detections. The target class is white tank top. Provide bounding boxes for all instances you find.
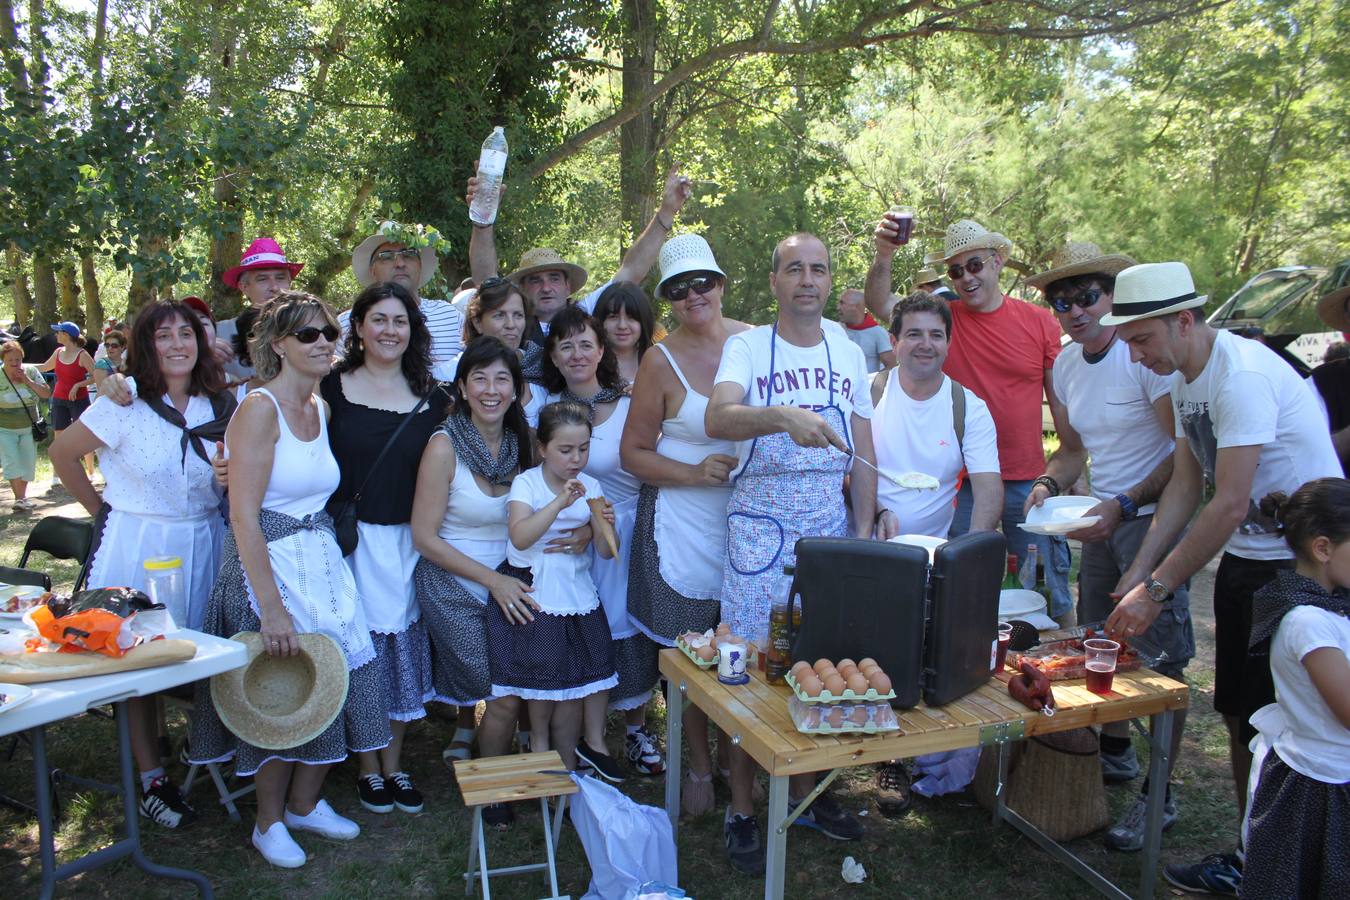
[654,343,735,464]
[439,446,510,542]
[251,387,340,519]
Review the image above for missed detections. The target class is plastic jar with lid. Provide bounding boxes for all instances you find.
[143,555,186,629]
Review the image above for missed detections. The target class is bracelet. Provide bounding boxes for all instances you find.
[874,507,890,525]
[655,213,672,231]
[1033,475,1061,497]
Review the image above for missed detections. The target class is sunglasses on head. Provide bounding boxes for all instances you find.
[946,253,994,281]
[664,273,720,302]
[373,248,421,263]
[289,325,339,344]
[1048,288,1104,314]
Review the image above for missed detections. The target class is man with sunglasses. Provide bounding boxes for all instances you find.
[1025,243,1196,852]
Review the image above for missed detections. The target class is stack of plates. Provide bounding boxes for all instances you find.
[1021,496,1101,536]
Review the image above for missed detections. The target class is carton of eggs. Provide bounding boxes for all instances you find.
[789,696,900,734]
[676,623,746,669]
[785,656,896,703]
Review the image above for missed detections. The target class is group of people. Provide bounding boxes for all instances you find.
[33,169,1348,896]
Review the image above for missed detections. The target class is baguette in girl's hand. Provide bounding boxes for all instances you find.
[586,496,620,558]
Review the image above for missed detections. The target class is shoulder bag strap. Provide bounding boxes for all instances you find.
[346,384,442,505]
[949,378,966,451]
[2,368,41,427]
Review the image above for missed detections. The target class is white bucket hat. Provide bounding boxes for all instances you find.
[353,222,438,289]
[656,234,727,297]
[942,219,1014,262]
[1024,242,1137,292]
[1100,262,1208,326]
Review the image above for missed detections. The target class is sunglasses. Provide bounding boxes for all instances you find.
[373,248,421,263]
[946,254,994,281]
[1048,288,1104,314]
[289,325,340,344]
[105,343,123,350]
[664,273,720,302]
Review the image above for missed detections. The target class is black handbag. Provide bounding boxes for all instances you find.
[3,366,49,442]
[332,388,436,556]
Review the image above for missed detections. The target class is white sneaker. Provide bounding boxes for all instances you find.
[252,822,306,868]
[284,798,360,840]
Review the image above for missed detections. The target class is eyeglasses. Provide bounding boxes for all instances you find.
[373,248,421,263]
[105,343,123,350]
[946,254,994,281]
[289,325,339,344]
[1047,288,1104,314]
[664,273,720,302]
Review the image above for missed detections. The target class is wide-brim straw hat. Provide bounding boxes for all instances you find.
[1316,284,1350,331]
[507,248,588,294]
[1024,242,1137,292]
[911,266,942,287]
[352,232,437,290]
[223,238,304,289]
[1100,262,1208,326]
[656,234,727,296]
[210,632,348,751]
[942,219,1014,262]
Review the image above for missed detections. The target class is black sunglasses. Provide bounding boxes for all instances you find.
[1048,288,1105,313]
[664,273,720,302]
[946,254,994,281]
[289,325,340,344]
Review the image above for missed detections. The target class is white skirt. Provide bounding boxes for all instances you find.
[591,494,638,638]
[87,509,224,631]
[348,521,419,634]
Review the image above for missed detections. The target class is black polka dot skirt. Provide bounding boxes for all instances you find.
[414,556,494,706]
[610,632,659,711]
[628,484,721,647]
[1242,749,1350,897]
[487,564,618,701]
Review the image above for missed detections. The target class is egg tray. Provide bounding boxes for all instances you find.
[674,637,717,669]
[785,669,896,705]
[788,696,900,734]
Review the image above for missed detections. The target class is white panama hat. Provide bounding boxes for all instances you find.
[941,219,1014,262]
[656,234,727,297]
[1100,262,1208,326]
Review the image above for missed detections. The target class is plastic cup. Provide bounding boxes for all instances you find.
[994,621,1013,672]
[888,206,915,245]
[1083,638,1119,694]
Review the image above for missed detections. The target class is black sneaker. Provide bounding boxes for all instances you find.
[875,762,913,818]
[574,741,626,783]
[482,802,513,830]
[386,771,424,814]
[789,791,862,840]
[139,776,197,829]
[624,726,666,776]
[357,772,394,814]
[1163,852,1242,896]
[724,809,765,876]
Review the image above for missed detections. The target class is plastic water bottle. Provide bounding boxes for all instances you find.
[1019,544,1039,592]
[469,126,508,226]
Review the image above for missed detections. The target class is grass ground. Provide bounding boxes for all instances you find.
[0,450,1238,898]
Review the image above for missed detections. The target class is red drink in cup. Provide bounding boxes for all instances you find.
[889,206,915,245]
[1083,638,1120,695]
[994,622,1012,671]
[1085,661,1115,694]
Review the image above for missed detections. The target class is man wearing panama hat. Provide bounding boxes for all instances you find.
[1099,261,1340,895]
[1025,243,1196,850]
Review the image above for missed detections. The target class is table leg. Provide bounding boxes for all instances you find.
[1140,709,1174,899]
[31,726,57,900]
[464,807,481,895]
[664,678,684,832]
[763,775,789,900]
[992,739,1010,828]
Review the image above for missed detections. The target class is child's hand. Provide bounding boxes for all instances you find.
[600,500,615,526]
[553,478,586,507]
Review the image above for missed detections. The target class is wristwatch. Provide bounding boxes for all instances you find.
[1114,493,1138,520]
[1145,578,1172,604]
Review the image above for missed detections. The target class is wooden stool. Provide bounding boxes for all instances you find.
[453,751,577,899]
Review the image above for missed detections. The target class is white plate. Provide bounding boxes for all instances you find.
[1023,496,1101,535]
[887,533,947,562]
[0,683,34,716]
[1020,516,1103,536]
[0,585,48,620]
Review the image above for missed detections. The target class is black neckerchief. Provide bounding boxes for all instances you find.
[561,385,623,422]
[440,412,520,486]
[1249,569,1350,654]
[141,390,238,469]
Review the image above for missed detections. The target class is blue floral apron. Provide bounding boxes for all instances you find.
[721,324,852,645]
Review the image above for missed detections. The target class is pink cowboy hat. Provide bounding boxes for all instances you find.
[222,238,304,289]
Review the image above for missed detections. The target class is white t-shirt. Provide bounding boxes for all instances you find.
[1269,605,1350,783]
[338,296,465,377]
[506,466,603,615]
[843,324,890,372]
[1171,330,1342,559]
[714,323,874,474]
[872,372,999,538]
[1053,339,1173,513]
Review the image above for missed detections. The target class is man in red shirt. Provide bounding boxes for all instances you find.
[865,214,1070,618]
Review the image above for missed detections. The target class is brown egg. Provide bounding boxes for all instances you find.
[695,644,716,661]
[850,706,870,726]
[858,657,878,670]
[858,661,879,675]
[869,672,893,694]
[790,660,812,678]
[837,662,859,680]
[826,707,846,728]
[798,674,824,697]
[838,658,857,672]
[813,658,834,674]
[823,673,846,697]
[804,707,822,728]
[845,672,869,695]
[816,667,838,684]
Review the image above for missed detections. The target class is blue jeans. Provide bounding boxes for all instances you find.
[949,478,1073,616]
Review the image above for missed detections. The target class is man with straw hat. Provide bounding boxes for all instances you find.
[865,211,1071,619]
[911,264,956,302]
[217,237,305,379]
[1309,278,1350,471]
[1024,242,1196,850]
[1098,261,1340,896]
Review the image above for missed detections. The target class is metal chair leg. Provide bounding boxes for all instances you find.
[464,806,481,897]
[541,796,563,898]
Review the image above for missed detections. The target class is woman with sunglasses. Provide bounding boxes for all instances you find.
[323,281,450,817]
[591,281,660,390]
[92,329,127,388]
[621,234,750,812]
[189,292,389,868]
[462,277,550,426]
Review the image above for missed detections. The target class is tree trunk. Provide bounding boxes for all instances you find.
[57,262,83,327]
[5,244,32,325]
[126,234,165,315]
[81,253,102,334]
[618,0,659,244]
[206,10,243,316]
[31,255,57,330]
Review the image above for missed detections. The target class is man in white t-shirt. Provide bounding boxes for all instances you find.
[1102,262,1342,896]
[837,288,893,372]
[706,232,875,875]
[1024,243,1195,852]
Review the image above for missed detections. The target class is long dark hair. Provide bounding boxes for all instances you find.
[539,304,621,394]
[125,301,227,398]
[591,281,658,360]
[335,281,435,395]
[1258,478,1350,559]
[449,336,533,469]
[231,307,260,368]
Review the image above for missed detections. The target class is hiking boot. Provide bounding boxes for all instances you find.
[1163,852,1242,896]
[482,802,513,830]
[139,776,197,829]
[574,742,626,783]
[1100,743,1141,783]
[789,791,862,840]
[356,772,394,814]
[625,726,665,776]
[1104,789,1177,852]
[724,809,765,876]
[875,762,913,818]
[386,771,424,814]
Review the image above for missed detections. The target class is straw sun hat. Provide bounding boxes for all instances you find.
[1100,262,1208,327]
[656,234,727,297]
[1024,242,1137,292]
[352,221,441,289]
[942,219,1014,262]
[210,632,348,750]
[507,247,588,294]
[1316,283,1350,332]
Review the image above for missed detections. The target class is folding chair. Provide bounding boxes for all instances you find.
[19,515,94,592]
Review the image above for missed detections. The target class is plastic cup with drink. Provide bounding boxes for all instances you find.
[994,621,1013,672]
[888,206,915,245]
[1083,638,1120,695]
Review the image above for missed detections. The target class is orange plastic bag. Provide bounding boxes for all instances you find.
[30,605,134,658]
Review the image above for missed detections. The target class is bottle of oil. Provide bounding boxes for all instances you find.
[766,568,794,683]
